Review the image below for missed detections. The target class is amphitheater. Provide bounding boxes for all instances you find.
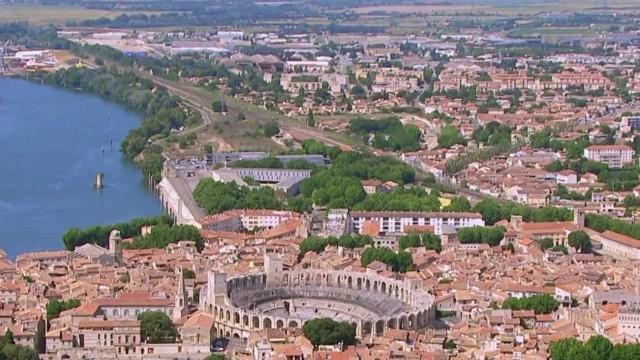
[200,254,435,340]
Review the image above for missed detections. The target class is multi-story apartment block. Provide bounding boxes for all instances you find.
[349,211,485,235]
[584,145,635,168]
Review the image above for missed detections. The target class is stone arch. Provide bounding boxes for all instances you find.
[409,314,416,329]
[226,311,231,321]
[234,312,240,324]
[365,278,371,291]
[225,331,231,338]
[381,282,387,293]
[233,333,240,339]
[243,315,249,326]
[218,308,223,319]
[373,281,378,291]
[356,277,362,290]
[347,276,353,288]
[315,273,322,286]
[289,320,299,328]
[253,316,260,329]
[363,321,372,335]
[276,319,284,328]
[399,316,408,330]
[375,320,385,336]
[263,318,272,329]
[387,318,397,329]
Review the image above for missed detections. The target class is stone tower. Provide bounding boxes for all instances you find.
[264,253,283,285]
[108,229,123,265]
[573,207,585,228]
[205,271,227,313]
[173,267,189,322]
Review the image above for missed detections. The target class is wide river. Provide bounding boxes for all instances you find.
[0,78,162,258]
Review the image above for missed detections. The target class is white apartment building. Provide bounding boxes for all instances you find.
[583,145,635,169]
[349,211,485,235]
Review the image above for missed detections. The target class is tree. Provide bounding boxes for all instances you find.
[0,330,14,347]
[437,125,467,148]
[211,99,227,113]
[445,196,471,212]
[361,247,414,272]
[46,299,81,322]
[530,132,551,149]
[193,179,283,215]
[568,231,592,253]
[182,269,195,279]
[539,238,555,251]
[138,311,177,343]
[302,318,356,348]
[306,109,315,127]
[0,330,38,360]
[502,294,559,314]
[0,344,38,360]
[457,226,505,246]
[444,339,457,350]
[124,224,204,252]
[264,121,280,137]
[423,233,442,252]
[205,355,226,360]
[610,344,640,360]
[585,335,612,360]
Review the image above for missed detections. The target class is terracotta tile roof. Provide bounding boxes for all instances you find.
[183,311,214,329]
[94,292,173,307]
[78,320,140,329]
[600,231,640,249]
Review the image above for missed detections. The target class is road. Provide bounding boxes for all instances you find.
[282,124,354,151]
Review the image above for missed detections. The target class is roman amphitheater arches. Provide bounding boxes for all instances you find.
[202,269,433,339]
[263,317,272,329]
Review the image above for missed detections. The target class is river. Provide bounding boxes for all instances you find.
[0,78,163,258]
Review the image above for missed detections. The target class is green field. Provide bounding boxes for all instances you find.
[0,4,161,25]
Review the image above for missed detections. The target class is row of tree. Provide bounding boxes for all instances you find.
[193,179,284,215]
[398,233,442,252]
[353,188,442,212]
[62,215,173,250]
[299,234,373,256]
[348,116,422,152]
[123,224,204,252]
[550,335,640,360]
[46,299,81,322]
[457,226,506,246]
[585,214,640,241]
[360,247,414,273]
[502,294,559,314]
[473,199,573,225]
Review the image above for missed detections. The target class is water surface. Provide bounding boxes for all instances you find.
[0,78,162,258]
